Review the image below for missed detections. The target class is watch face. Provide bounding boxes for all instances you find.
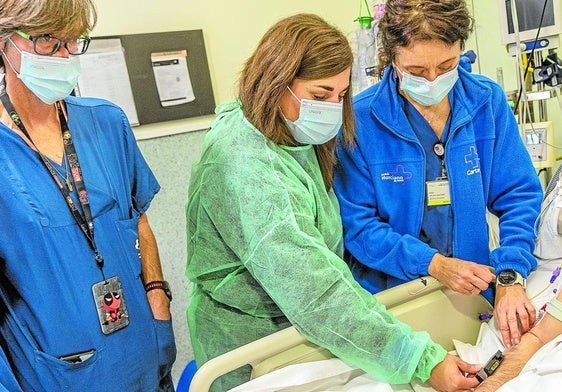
[498,270,517,284]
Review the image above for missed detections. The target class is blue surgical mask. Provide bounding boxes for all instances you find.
[283,86,343,145]
[395,64,458,107]
[5,39,81,104]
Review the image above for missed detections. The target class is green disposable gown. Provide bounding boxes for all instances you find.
[186,100,446,391]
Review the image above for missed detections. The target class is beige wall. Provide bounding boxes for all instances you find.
[93,0,357,104]
[94,1,562,145]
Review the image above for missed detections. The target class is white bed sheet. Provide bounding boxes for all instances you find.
[229,258,562,392]
[228,357,438,392]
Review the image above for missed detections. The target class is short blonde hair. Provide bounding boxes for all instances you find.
[0,0,97,41]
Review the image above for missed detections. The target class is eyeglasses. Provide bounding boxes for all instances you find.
[15,30,91,56]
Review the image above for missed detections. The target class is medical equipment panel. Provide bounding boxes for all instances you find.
[497,0,562,55]
[523,121,556,169]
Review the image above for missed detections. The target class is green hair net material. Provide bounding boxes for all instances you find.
[186,100,446,391]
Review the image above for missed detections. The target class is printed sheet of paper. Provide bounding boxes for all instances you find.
[151,50,195,107]
[75,38,139,126]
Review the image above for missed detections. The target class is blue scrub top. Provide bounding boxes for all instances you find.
[0,97,175,391]
[403,97,454,256]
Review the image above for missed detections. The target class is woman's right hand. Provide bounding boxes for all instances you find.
[428,254,495,295]
[428,354,481,392]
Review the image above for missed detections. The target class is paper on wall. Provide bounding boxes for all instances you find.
[151,50,195,107]
[75,38,139,126]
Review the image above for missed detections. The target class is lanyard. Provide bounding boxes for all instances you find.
[0,93,106,277]
[432,112,453,179]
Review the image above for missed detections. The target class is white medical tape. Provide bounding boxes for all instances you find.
[546,297,562,322]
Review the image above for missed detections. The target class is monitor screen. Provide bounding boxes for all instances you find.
[497,0,562,48]
[505,0,555,34]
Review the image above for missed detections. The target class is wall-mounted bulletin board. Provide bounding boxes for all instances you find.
[77,30,215,126]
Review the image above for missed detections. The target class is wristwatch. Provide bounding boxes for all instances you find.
[496,269,526,289]
[144,280,173,301]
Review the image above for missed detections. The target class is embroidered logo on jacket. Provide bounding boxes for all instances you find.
[465,146,481,175]
[381,164,413,183]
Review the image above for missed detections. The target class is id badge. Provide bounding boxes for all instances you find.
[426,179,451,206]
[92,276,129,334]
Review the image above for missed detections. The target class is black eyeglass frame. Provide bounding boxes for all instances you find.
[15,30,91,56]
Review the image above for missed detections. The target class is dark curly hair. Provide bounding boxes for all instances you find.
[378,0,474,77]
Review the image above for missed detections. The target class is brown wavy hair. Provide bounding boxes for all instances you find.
[378,0,474,77]
[238,13,355,189]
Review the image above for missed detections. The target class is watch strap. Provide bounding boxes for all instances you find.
[516,272,527,289]
[496,270,526,289]
[144,280,172,301]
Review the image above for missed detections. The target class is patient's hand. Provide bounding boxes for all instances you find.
[428,354,481,392]
[494,285,535,348]
[428,254,495,296]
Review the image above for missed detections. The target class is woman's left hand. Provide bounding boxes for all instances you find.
[146,289,172,320]
[494,285,535,348]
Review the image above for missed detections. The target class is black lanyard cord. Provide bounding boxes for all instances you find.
[432,112,453,179]
[0,92,106,276]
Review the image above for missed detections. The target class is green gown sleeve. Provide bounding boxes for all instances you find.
[189,106,446,383]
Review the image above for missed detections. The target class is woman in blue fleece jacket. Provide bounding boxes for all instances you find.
[334,0,543,349]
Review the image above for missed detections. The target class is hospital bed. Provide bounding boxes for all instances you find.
[189,276,493,392]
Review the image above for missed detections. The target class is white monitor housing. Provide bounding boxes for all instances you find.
[497,0,562,55]
[522,121,556,169]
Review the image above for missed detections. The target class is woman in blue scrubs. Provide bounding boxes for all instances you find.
[334,0,543,349]
[0,0,176,390]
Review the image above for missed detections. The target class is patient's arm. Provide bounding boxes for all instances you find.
[473,332,542,392]
[474,298,562,392]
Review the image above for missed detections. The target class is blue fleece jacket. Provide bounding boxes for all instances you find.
[334,66,543,301]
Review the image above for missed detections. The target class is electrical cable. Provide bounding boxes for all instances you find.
[513,0,549,114]
[469,0,482,74]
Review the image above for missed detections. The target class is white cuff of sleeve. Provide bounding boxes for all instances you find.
[547,297,562,322]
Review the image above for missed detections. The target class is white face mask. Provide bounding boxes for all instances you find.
[283,86,343,145]
[5,39,81,104]
[395,64,458,107]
